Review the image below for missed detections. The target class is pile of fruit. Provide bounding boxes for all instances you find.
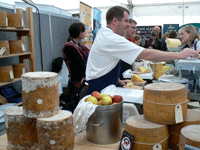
[85,91,123,105]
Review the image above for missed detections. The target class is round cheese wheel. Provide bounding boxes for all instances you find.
[13,63,27,78]
[143,83,187,124]
[22,71,59,118]
[125,115,169,150]
[179,125,200,150]
[4,106,38,150]
[36,110,74,150]
[169,109,200,150]
[0,66,14,82]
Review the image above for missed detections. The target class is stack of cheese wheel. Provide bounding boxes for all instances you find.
[0,65,14,82]
[153,63,164,80]
[179,125,200,150]
[12,63,27,78]
[4,107,38,150]
[0,11,7,28]
[168,109,200,150]
[0,40,10,55]
[125,115,169,150]
[7,13,24,28]
[143,82,187,125]
[21,71,74,149]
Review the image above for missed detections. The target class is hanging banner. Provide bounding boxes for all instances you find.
[163,24,179,34]
[80,2,93,49]
[93,7,102,40]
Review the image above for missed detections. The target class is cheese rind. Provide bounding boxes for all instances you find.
[36,110,74,150]
[125,115,169,150]
[143,83,187,124]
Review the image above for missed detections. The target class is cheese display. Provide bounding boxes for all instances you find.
[131,74,144,82]
[36,110,74,150]
[9,40,25,54]
[125,115,169,150]
[162,65,171,72]
[124,82,142,89]
[166,38,181,49]
[7,13,24,28]
[4,106,38,150]
[13,63,27,78]
[168,109,200,150]
[21,71,59,118]
[179,125,200,150]
[0,65,14,82]
[138,66,149,73]
[0,40,10,55]
[0,11,7,27]
[153,63,164,80]
[143,83,187,124]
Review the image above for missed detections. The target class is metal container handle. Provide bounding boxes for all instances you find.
[87,121,104,127]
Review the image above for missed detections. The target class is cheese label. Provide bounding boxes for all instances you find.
[37,99,43,105]
[49,140,56,145]
[175,104,183,124]
[22,68,26,74]
[0,47,6,56]
[10,71,14,79]
[21,18,24,27]
[6,17,8,26]
[21,43,26,52]
[153,143,162,150]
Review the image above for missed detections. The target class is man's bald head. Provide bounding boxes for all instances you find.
[154,26,161,33]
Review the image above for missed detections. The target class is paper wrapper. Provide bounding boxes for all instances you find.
[73,95,98,135]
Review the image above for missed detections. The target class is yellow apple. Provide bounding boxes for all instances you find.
[86,96,98,105]
[102,96,112,105]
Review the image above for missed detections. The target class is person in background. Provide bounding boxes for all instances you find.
[119,19,137,82]
[169,30,177,38]
[153,25,161,39]
[160,33,168,51]
[178,25,200,51]
[134,34,142,46]
[85,6,199,94]
[145,30,162,50]
[62,22,90,111]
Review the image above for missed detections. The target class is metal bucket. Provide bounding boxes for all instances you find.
[86,102,123,144]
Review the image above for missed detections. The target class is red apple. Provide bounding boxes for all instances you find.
[91,91,102,101]
[112,95,123,103]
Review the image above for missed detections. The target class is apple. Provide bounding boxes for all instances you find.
[102,96,112,105]
[112,95,123,103]
[98,100,103,105]
[91,91,102,100]
[101,93,108,98]
[86,96,98,105]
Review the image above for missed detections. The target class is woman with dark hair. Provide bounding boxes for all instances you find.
[62,22,90,111]
[145,30,161,50]
[169,30,177,38]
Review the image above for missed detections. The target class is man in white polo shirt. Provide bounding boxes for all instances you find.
[85,6,199,94]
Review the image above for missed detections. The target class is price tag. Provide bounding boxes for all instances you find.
[21,18,24,27]
[175,104,183,124]
[21,43,26,52]
[10,71,14,79]
[0,47,6,56]
[6,17,8,26]
[153,143,162,150]
[22,68,26,74]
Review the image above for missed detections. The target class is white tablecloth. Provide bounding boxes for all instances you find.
[122,69,153,80]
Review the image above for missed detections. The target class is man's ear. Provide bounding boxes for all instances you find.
[113,17,118,25]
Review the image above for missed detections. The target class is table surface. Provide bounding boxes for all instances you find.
[0,131,120,150]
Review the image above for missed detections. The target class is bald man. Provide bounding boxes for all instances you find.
[153,26,161,39]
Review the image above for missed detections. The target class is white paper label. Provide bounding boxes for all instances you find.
[49,140,56,145]
[9,71,14,79]
[6,17,8,26]
[21,43,26,52]
[22,68,26,74]
[37,99,43,105]
[21,18,24,27]
[175,104,183,124]
[0,47,6,56]
[153,143,162,150]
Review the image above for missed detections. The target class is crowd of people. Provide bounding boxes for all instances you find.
[61,6,200,111]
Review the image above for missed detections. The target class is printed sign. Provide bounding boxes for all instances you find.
[119,130,134,150]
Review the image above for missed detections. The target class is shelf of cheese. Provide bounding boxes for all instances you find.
[0,52,31,58]
[0,78,21,87]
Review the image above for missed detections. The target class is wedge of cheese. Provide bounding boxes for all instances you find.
[138,66,149,73]
[131,74,144,82]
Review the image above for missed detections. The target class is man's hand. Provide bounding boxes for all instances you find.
[179,48,199,59]
[118,79,131,87]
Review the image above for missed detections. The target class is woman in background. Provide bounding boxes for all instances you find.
[134,34,142,46]
[145,30,161,50]
[178,25,200,51]
[62,22,90,111]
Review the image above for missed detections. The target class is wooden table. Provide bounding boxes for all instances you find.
[0,131,120,150]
